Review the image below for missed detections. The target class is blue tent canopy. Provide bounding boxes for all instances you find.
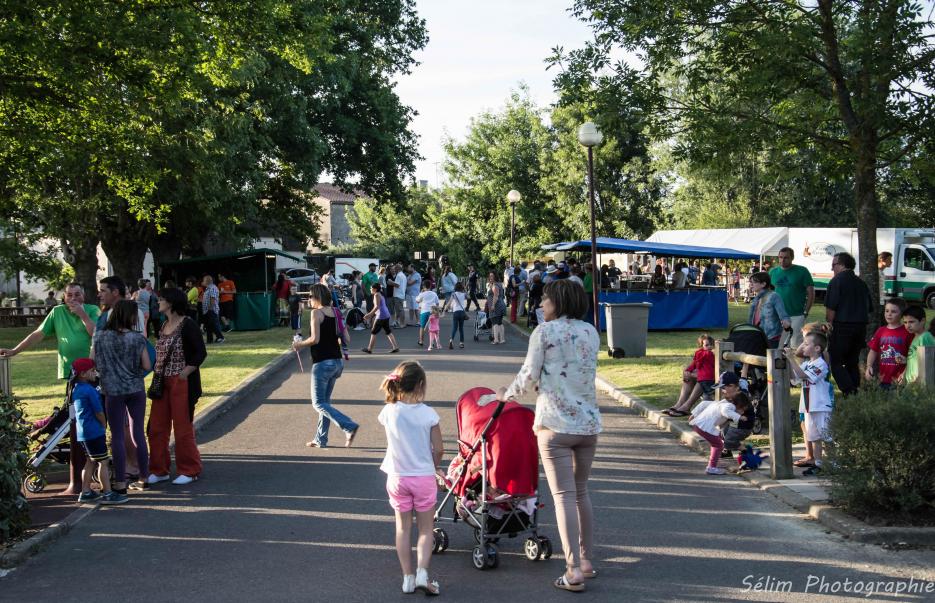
[542,237,757,260]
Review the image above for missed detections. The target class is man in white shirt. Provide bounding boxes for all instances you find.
[393,263,408,328]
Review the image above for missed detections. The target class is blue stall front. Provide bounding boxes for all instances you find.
[598,289,729,330]
[545,237,757,331]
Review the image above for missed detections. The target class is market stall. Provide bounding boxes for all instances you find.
[159,248,304,331]
[543,237,757,330]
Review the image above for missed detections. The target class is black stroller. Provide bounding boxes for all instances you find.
[23,375,79,493]
[725,323,770,434]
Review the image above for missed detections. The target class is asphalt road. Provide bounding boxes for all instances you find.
[2,317,934,602]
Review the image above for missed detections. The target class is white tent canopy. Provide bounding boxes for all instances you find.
[647,228,788,258]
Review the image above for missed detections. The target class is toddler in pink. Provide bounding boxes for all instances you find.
[378,361,444,595]
[427,307,441,350]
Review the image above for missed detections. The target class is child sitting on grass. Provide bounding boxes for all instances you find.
[784,332,834,475]
[71,358,128,505]
[866,298,914,390]
[899,305,935,386]
[664,334,715,417]
[688,372,750,475]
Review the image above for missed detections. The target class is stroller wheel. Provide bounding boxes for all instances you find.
[471,543,500,570]
[24,472,46,494]
[432,528,449,553]
[524,537,541,561]
[473,335,478,341]
[539,537,553,559]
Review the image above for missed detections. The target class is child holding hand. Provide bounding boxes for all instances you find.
[664,334,715,417]
[379,361,444,595]
[785,332,835,475]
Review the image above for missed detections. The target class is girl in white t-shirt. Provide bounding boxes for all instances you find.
[378,361,444,595]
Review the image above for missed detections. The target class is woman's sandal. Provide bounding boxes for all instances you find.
[554,575,585,592]
[793,458,816,467]
[668,410,689,417]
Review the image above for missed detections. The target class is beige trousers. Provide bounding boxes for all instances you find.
[537,429,597,569]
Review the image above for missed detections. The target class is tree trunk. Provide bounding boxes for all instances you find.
[62,232,100,297]
[98,204,149,285]
[149,228,183,285]
[853,131,880,333]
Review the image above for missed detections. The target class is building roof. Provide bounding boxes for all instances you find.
[313,183,366,204]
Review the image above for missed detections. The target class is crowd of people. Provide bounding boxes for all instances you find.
[660,247,933,477]
[3,276,207,503]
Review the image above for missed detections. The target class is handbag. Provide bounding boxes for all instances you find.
[147,372,165,400]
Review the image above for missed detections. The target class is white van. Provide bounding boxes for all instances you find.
[787,228,935,308]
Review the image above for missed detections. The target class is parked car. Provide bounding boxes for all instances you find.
[284,267,319,291]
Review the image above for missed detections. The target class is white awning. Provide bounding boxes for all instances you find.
[647,228,788,257]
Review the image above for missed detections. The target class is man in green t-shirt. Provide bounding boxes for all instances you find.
[361,263,379,314]
[1,282,100,495]
[1,282,100,378]
[769,247,815,348]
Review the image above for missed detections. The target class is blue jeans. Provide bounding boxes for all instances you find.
[450,310,466,343]
[311,359,356,446]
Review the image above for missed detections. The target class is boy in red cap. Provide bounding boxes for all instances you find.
[71,358,128,505]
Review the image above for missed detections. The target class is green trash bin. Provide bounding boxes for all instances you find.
[233,292,274,331]
[604,302,652,358]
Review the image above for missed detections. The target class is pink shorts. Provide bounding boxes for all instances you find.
[386,475,437,513]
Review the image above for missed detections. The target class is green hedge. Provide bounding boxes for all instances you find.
[828,386,935,525]
[0,391,30,543]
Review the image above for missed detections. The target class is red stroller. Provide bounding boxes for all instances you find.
[432,387,552,570]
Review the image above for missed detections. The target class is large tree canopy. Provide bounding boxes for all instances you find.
[0,0,426,291]
[551,0,935,301]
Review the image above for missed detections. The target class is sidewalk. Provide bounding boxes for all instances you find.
[2,316,933,600]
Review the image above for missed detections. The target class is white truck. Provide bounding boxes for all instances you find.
[786,228,935,308]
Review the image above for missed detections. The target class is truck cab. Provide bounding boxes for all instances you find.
[887,230,935,309]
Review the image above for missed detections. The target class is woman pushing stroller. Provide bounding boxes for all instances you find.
[498,279,600,592]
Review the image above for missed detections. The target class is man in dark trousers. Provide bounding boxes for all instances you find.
[825,252,874,396]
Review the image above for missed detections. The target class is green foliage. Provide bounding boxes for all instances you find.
[827,386,935,525]
[1,1,427,281]
[0,391,30,543]
[552,0,935,294]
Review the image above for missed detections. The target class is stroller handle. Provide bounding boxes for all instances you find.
[491,400,506,419]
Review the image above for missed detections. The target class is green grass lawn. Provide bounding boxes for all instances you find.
[1,313,307,420]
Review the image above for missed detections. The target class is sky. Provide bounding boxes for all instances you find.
[393,1,594,186]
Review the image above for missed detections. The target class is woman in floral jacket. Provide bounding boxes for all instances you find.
[748,271,791,348]
[499,279,600,593]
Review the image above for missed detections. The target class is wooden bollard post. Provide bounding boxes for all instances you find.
[0,355,10,396]
[767,348,793,480]
[715,340,733,402]
[919,346,935,389]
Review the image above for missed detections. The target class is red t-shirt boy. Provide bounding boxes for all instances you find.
[866,309,914,386]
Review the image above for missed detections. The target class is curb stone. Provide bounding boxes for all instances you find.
[594,375,935,546]
[0,350,294,570]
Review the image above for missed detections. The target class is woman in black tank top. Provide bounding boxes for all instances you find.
[292,284,360,448]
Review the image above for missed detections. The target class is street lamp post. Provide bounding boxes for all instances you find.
[577,122,603,328]
[507,189,521,268]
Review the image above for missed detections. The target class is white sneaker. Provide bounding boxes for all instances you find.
[415,568,439,596]
[147,474,170,484]
[705,467,727,475]
[402,574,415,594]
[172,475,198,485]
